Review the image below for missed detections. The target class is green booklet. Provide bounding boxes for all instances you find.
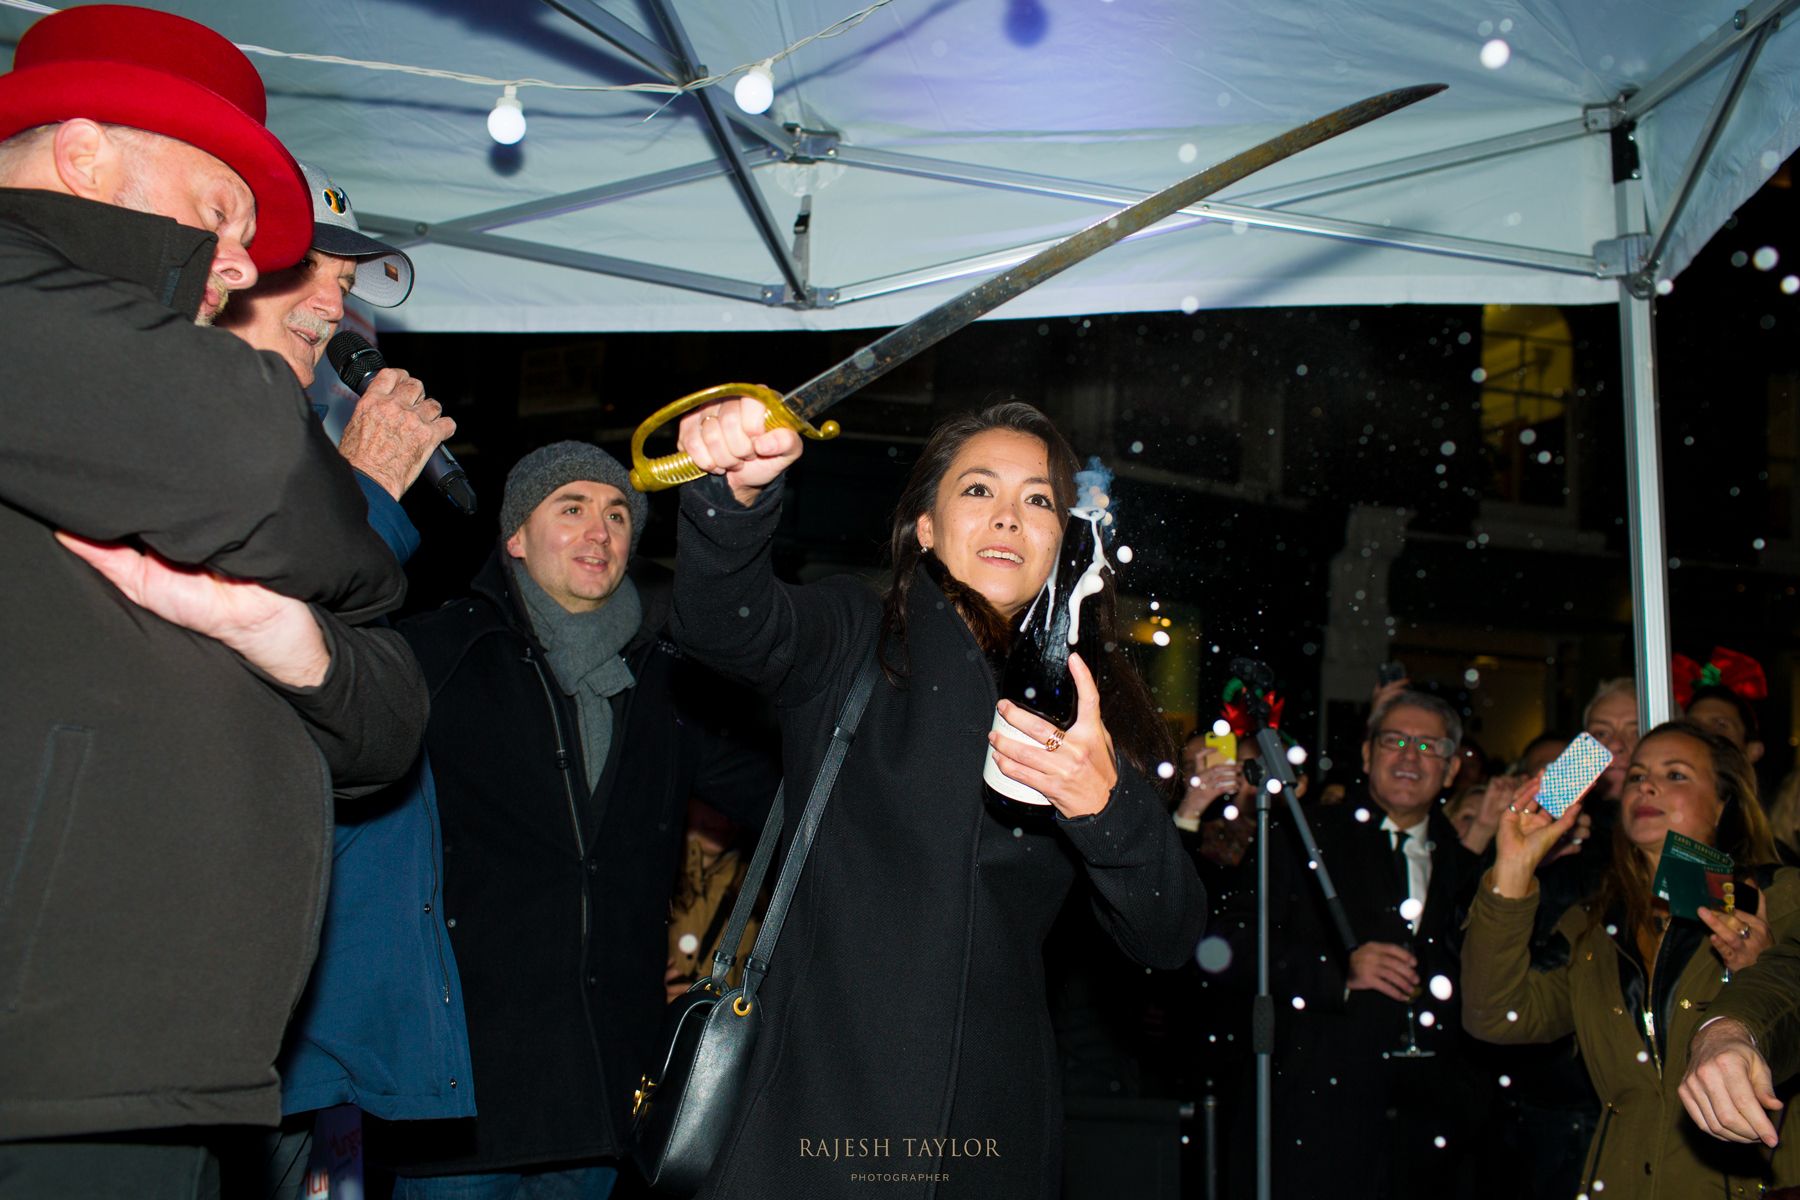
[1652,830,1736,920]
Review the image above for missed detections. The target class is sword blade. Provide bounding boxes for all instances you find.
[780,83,1445,421]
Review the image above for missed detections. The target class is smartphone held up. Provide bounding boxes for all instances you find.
[1533,732,1612,819]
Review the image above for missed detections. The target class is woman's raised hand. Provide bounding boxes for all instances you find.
[989,652,1118,819]
[1489,778,1583,899]
[676,395,804,505]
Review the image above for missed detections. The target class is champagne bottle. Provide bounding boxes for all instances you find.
[983,499,1113,810]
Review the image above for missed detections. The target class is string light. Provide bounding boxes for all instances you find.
[487,85,526,145]
[0,0,895,109]
[733,60,775,115]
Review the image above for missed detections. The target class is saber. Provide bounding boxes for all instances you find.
[629,82,1446,492]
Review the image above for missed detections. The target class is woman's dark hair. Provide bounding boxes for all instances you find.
[881,402,1078,666]
[1589,719,1777,940]
[879,401,1176,787]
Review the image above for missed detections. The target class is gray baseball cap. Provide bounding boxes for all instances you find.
[301,161,414,308]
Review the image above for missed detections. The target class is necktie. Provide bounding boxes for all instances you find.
[1390,830,1410,897]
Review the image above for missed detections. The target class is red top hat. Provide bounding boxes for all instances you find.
[0,5,307,271]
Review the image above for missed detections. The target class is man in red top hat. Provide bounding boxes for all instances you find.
[0,7,428,1195]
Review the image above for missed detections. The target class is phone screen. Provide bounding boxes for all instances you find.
[1536,732,1612,818]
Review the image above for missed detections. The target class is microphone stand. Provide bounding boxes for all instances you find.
[1240,701,1358,1200]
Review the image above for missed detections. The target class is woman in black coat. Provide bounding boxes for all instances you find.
[672,399,1208,1199]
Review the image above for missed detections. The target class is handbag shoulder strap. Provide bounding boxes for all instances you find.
[708,637,881,994]
[706,780,782,987]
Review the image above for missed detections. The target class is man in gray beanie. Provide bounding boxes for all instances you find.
[378,443,777,1199]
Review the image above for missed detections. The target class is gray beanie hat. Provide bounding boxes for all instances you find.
[500,441,648,550]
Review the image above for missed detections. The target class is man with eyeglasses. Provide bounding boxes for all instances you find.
[1219,689,1483,1200]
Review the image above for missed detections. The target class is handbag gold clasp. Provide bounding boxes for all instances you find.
[733,995,753,1017]
[632,1074,657,1118]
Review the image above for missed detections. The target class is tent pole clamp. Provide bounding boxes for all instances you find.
[1595,234,1654,295]
[758,285,839,308]
[1582,99,1627,133]
[781,123,843,164]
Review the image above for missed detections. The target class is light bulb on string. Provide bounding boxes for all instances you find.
[488,85,526,145]
[734,60,775,115]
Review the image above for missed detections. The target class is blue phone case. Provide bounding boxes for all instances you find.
[1536,732,1612,818]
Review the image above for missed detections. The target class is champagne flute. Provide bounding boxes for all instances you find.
[1388,896,1434,1058]
[1389,981,1435,1059]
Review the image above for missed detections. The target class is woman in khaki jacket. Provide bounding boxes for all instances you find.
[1464,720,1800,1199]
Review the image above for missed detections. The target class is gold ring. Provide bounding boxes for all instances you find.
[1045,733,1062,752]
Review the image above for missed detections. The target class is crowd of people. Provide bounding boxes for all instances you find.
[1,9,1204,1199]
[3,8,1799,1200]
[1165,658,1800,1199]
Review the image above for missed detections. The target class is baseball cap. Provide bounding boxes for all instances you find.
[302,162,415,308]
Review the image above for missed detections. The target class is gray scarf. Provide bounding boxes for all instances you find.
[509,560,641,791]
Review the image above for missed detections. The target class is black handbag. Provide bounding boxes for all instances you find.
[629,641,880,1195]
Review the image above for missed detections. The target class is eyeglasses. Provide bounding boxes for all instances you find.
[1372,730,1457,760]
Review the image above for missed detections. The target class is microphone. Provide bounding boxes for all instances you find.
[326,331,477,515]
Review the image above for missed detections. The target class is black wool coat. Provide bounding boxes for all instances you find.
[673,478,1208,1200]
[0,190,420,1141]
[1214,798,1485,1199]
[373,550,777,1174]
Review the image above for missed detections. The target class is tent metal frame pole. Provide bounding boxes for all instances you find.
[358,158,738,250]
[643,0,812,303]
[1230,117,1591,208]
[1191,198,1598,274]
[1636,20,1775,286]
[828,145,1600,291]
[834,117,1586,212]
[1621,0,1800,122]
[540,0,686,81]
[539,0,812,300]
[1613,171,1676,727]
[539,0,802,154]
[385,225,773,304]
[830,204,1598,306]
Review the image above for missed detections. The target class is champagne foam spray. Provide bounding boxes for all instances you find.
[1017,456,1117,635]
[1073,456,1116,530]
[983,458,1119,809]
[1065,457,1115,646]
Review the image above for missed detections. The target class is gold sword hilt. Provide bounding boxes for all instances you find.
[628,382,842,493]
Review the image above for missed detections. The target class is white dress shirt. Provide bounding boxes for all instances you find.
[1380,815,1431,932]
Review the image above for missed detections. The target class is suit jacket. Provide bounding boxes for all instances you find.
[1216,797,1484,1197]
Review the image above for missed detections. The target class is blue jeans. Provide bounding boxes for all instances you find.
[392,1164,618,1200]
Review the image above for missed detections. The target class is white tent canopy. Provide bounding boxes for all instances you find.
[5,0,1790,334]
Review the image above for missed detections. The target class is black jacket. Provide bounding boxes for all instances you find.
[0,190,422,1140]
[673,478,1207,1200]
[376,549,778,1173]
[1216,799,1485,1199]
